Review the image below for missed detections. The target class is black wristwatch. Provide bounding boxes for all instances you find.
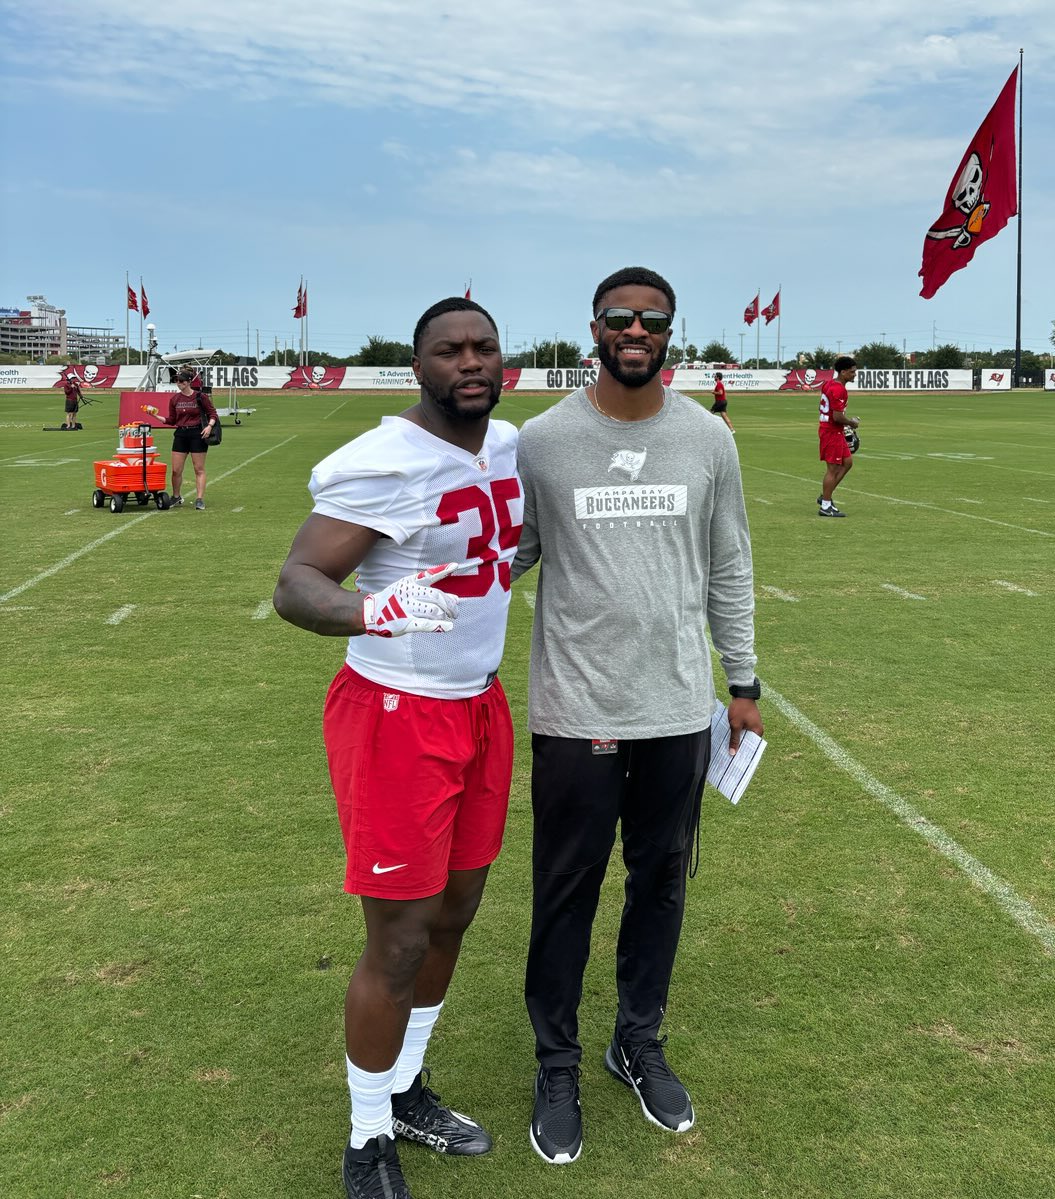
[729,677,761,701]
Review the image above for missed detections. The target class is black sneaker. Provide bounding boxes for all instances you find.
[391,1068,492,1156]
[530,1065,582,1165]
[816,495,823,506]
[604,1035,695,1133]
[170,496,183,507]
[342,1134,412,1199]
[817,505,846,517]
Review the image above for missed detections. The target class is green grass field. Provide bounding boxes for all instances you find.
[3,386,1054,1199]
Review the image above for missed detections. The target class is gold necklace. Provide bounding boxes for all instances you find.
[590,382,624,421]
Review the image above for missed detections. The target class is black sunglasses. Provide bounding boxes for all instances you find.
[596,307,672,334]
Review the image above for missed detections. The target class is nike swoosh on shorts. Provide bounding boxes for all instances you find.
[372,862,408,874]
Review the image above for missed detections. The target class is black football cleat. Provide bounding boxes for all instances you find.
[391,1069,492,1156]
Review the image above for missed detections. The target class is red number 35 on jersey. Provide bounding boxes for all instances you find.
[434,478,523,598]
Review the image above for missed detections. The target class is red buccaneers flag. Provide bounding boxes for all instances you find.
[293,283,304,319]
[127,285,139,312]
[762,290,780,325]
[919,67,1018,299]
[743,294,759,325]
[464,280,472,300]
[140,285,150,318]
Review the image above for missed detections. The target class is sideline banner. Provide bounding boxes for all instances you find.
[1045,370,1055,390]
[980,369,1012,391]
[2,363,976,393]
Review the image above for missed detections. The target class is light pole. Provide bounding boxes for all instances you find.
[738,332,744,364]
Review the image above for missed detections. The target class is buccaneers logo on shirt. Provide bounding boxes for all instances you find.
[608,448,647,482]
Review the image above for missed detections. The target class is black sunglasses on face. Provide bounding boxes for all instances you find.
[596,307,672,334]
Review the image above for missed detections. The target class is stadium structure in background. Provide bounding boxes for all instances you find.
[0,296,123,362]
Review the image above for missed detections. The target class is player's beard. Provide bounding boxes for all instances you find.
[596,337,666,389]
[420,371,502,421]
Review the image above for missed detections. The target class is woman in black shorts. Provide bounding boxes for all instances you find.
[145,369,219,509]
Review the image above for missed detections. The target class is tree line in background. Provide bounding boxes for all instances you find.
[3,321,1053,371]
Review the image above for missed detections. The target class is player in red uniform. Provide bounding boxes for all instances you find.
[710,371,734,432]
[817,356,860,517]
[273,298,522,1199]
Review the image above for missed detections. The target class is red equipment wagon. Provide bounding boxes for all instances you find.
[92,423,172,513]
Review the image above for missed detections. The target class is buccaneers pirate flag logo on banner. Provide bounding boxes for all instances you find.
[918,66,1018,299]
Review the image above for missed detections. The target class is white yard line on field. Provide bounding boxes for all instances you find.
[754,497,773,505]
[882,583,927,601]
[1024,497,1053,504]
[522,590,536,609]
[748,466,1055,538]
[64,509,80,515]
[106,604,136,625]
[0,437,297,606]
[323,398,352,420]
[760,585,799,602]
[760,678,1055,955]
[993,580,1038,596]
[232,506,245,513]
[252,599,273,620]
[955,498,983,504]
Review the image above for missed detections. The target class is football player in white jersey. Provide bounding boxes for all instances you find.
[274,298,523,1199]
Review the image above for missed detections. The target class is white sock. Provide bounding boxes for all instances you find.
[346,1056,398,1149]
[393,1002,443,1095]
[821,499,832,509]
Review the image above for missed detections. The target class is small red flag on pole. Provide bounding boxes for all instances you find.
[127,285,139,312]
[762,291,780,325]
[743,294,759,325]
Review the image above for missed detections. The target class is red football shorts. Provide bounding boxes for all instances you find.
[323,664,513,900]
[819,425,851,463]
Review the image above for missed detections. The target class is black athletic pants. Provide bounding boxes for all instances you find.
[525,729,710,1067]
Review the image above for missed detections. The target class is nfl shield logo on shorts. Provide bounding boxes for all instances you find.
[383,693,400,712]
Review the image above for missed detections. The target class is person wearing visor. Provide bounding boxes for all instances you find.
[512,266,763,1165]
[143,369,219,509]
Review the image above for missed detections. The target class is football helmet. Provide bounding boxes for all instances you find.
[845,427,860,454]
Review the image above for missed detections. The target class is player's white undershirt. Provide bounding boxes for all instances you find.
[310,415,522,699]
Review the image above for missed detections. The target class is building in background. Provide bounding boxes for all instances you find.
[0,296,124,362]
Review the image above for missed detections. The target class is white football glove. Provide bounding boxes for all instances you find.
[361,562,462,637]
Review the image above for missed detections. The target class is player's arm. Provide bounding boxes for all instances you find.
[706,449,764,751]
[273,513,461,638]
[273,514,378,635]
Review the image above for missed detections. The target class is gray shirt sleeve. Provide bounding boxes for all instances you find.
[511,434,540,583]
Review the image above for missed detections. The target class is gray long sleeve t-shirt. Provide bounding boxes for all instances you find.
[512,387,757,739]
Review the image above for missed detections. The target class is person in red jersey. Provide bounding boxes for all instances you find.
[710,371,734,432]
[273,297,522,1199]
[817,356,860,517]
[62,374,83,428]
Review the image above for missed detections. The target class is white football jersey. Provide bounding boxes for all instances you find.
[310,415,523,698]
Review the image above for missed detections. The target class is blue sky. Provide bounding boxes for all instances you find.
[2,0,1052,362]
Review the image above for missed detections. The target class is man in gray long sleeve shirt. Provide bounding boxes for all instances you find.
[513,266,764,1166]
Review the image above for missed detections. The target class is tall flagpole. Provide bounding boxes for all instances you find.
[304,278,309,366]
[776,286,782,367]
[139,276,144,360]
[125,271,130,365]
[1014,49,1023,386]
[755,284,760,368]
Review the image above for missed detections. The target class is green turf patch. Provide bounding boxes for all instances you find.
[2,388,1054,1198]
